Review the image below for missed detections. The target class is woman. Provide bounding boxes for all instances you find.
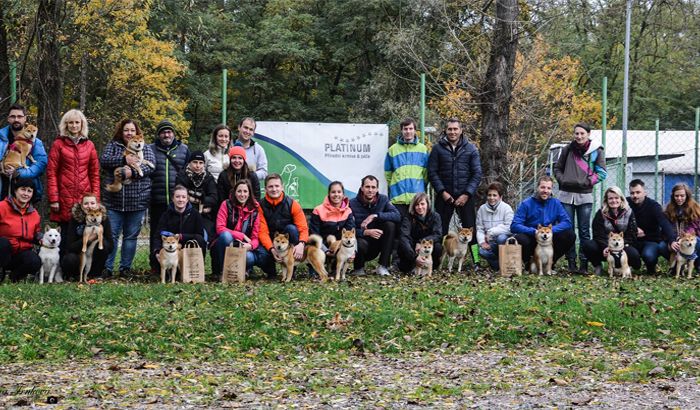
[475,182,514,270]
[47,109,100,234]
[0,178,41,282]
[204,124,232,181]
[397,192,443,274]
[216,146,260,202]
[176,150,218,237]
[61,193,114,280]
[665,183,700,267]
[101,119,155,277]
[212,179,260,278]
[310,181,355,245]
[581,186,641,275]
[153,185,207,269]
[553,122,607,274]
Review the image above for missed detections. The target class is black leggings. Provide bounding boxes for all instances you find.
[397,241,443,273]
[581,240,642,270]
[355,220,396,269]
[0,238,41,282]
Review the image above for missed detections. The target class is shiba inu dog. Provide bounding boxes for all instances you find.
[670,232,697,279]
[1,124,37,170]
[326,228,357,281]
[159,234,181,283]
[273,232,329,282]
[105,134,155,192]
[606,231,631,279]
[39,226,61,284]
[531,224,554,276]
[79,208,105,283]
[414,239,434,278]
[440,227,473,272]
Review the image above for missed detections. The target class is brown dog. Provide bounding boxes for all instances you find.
[326,228,357,281]
[159,234,182,283]
[606,232,631,279]
[670,232,697,279]
[105,134,155,192]
[1,124,37,170]
[531,224,554,276]
[273,232,329,282]
[415,239,434,277]
[440,227,473,273]
[79,208,105,282]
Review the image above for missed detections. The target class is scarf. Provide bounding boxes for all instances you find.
[573,139,591,157]
[186,167,206,188]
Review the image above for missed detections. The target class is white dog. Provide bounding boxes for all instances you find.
[39,226,62,283]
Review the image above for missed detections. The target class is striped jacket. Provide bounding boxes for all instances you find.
[384,136,428,205]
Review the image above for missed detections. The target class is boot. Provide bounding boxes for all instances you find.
[578,260,589,275]
[567,259,578,274]
[593,265,602,276]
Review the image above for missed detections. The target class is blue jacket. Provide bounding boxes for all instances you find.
[0,125,48,199]
[511,195,572,236]
[349,193,401,237]
[428,135,482,197]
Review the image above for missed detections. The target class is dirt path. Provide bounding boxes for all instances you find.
[1,344,698,408]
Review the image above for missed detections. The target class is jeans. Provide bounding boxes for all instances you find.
[634,241,670,272]
[254,224,300,277]
[105,209,146,272]
[212,231,256,276]
[479,233,510,269]
[562,202,592,266]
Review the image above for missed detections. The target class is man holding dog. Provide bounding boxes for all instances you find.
[255,173,308,278]
[0,103,48,202]
[627,179,675,275]
[511,176,576,269]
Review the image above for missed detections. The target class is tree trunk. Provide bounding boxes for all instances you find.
[36,0,63,143]
[0,7,10,115]
[479,0,519,197]
[80,53,87,111]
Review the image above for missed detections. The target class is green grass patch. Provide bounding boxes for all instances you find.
[0,274,698,363]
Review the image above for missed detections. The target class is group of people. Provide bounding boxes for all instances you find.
[0,105,698,283]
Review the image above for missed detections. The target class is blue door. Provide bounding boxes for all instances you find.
[662,174,695,207]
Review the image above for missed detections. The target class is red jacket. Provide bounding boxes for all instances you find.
[0,198,41,254]
[47,136,100,222]
[216,199,261,250]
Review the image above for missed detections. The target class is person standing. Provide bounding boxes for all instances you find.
[148,119,190,272]
[0,103,48,202]
[47,109,101,235]
[235,117,268,181]
[384,117,428,219]
[553,122,606,274]
[428,118,482,237]
[204,124,232,181]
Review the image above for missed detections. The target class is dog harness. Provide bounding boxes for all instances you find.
[609,250,624,269]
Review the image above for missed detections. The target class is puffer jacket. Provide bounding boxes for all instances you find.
[0,125,48,200]
[63,203,114,255]
[149,139,190,206]
[475,201,514,244]
[428,135,482,198]
[398,210,442,256]
[0,197,41,254]
[47,135,101,222]
[310,196,355,239]
[100,140,155,212]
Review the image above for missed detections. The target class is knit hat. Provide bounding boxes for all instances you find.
[189,150,205,163]
[12,178,35,192]
[228,146,247,160]
[156,120,175,135]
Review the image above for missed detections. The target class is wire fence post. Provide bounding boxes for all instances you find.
[221,69,228,124]
[420,73,425,144]
[654,118,659,201]
[601,76,607,204]
[695,107,699,201]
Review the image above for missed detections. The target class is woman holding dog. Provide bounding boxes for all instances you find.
[60,193,114,280]
[212,179,260,278]
[0,178,42,282]
[216,146,260,202]
[665,183,700,267]
[204,124,232,181]
[47,109,101,235]
[397,192,443,275]
[101,119,156,277]
[581,186,641,275]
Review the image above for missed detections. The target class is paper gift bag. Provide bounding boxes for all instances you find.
[498,237,522,277]
[222,243,247,283]
[181,240,206,283]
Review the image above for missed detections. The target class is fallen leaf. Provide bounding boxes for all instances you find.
[586,321,605,327]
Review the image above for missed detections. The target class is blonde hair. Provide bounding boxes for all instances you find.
[59,109,89,138]
[601,186,628,215]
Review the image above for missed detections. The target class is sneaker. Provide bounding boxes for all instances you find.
[375,265,391,277]
[349,268,366,277]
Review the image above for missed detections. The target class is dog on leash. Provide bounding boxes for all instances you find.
[105,133,155,192]
[440,227,473,273]
[273,232,329,282]
[326,228,357,281]
[531,224,554,276]
[159,234,182,283]
[1,124,37,170]
[39,226,62,284]
[606,232,631,279]
[670,232,697,279]
[414,239,434,277]
[79,208,105,282]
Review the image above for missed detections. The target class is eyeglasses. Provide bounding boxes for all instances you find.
[8,115,25,119]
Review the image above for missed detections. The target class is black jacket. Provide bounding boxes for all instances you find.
[216,169,261,203]
[175,168,218,220]
[592,207,638,249]
[64,204,114,255]
[428,135,482,197]
[398,211,442,256]
[154,202,206,252]
[627,196,675,243]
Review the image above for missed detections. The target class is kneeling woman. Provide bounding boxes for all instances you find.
[153,185,206,272]
[582,186,641,275]
[665,182,700,268]
[212,180,260,278]
[61,193,114,280]
[397,192,443,274]
[0,179,42,282]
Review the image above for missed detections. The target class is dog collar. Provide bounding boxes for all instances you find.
[41,244,58,249]
[342,242,355,248]
[682,252,698,261]
[163,247,178,253]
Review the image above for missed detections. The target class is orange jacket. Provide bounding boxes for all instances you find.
[0,198,41,254]
[258,193,308,251]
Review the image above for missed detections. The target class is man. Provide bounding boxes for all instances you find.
[627,179,675,275]
[256,173,308,278]
[428,118,482,236]
[0,103,48,202]
[236,117,268,181]
[148,119,190,271]
[511,176,575,268]
[349,175,401,276]
[384,117,428,219]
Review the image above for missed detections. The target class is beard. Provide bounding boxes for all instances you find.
[10,121,24,131]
